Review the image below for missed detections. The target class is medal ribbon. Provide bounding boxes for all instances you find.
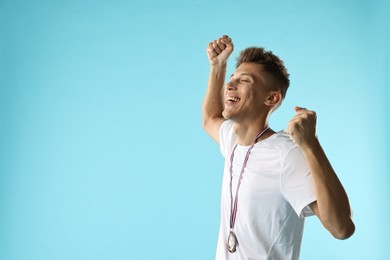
[229,126,270,230]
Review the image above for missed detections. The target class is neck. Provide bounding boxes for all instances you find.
[233,117,274,146]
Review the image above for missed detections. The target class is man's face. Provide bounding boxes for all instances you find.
[222,62,270,122]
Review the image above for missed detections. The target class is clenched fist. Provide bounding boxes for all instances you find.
[287,106,318,149]
[207,35,234,66]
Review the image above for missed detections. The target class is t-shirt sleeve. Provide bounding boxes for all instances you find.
[219,120,235,158]
[280,145,317,218]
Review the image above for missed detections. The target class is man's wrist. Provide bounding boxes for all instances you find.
[300,136,321,156]
[210,63,228,74]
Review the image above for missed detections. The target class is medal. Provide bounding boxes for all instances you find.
[227,126,269,253]
[227,229,238,253]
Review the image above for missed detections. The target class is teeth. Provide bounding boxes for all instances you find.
[227,97,240,102]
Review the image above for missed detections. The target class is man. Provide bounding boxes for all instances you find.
[202,35,355,260]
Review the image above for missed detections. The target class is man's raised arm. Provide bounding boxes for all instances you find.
[288,107,355,239]
[202,35,234,144]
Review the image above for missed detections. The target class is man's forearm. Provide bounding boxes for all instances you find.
[202,64,226,127]
[302,139,355,239]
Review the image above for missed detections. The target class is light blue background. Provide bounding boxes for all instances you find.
[1,0,389,259]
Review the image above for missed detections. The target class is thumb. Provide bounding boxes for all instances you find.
[221,35,232,46]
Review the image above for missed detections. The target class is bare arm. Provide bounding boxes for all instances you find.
[202,35,234,143]
[288,107,355,239]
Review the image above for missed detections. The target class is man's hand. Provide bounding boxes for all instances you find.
[206,35,234,66]
[287,106,318,149]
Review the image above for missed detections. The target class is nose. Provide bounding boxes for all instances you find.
[226,80,238,91]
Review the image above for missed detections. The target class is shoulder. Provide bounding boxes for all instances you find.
[219,120,236,157]
[264,131,306,162]
[265,130,297,151]
[219,120,234,138]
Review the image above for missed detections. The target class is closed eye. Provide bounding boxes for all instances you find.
[240,78,252,83]
[230,73,255,84]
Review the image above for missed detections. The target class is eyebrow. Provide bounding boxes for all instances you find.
[230,73,256,79]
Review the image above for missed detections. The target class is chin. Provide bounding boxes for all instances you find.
[222,110,236,121]
[222,110,231,119]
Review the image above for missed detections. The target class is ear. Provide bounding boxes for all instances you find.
[264,91,282,107]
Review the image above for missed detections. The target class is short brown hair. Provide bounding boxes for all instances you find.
[236,47,290,99]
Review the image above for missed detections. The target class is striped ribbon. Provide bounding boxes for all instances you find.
[229,126,270,230]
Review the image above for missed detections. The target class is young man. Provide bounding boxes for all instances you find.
[202,35,355,259]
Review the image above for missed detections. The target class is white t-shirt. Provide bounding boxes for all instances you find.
[216,120,317,260]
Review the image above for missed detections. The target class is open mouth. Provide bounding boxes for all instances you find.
[226,96,241,104]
